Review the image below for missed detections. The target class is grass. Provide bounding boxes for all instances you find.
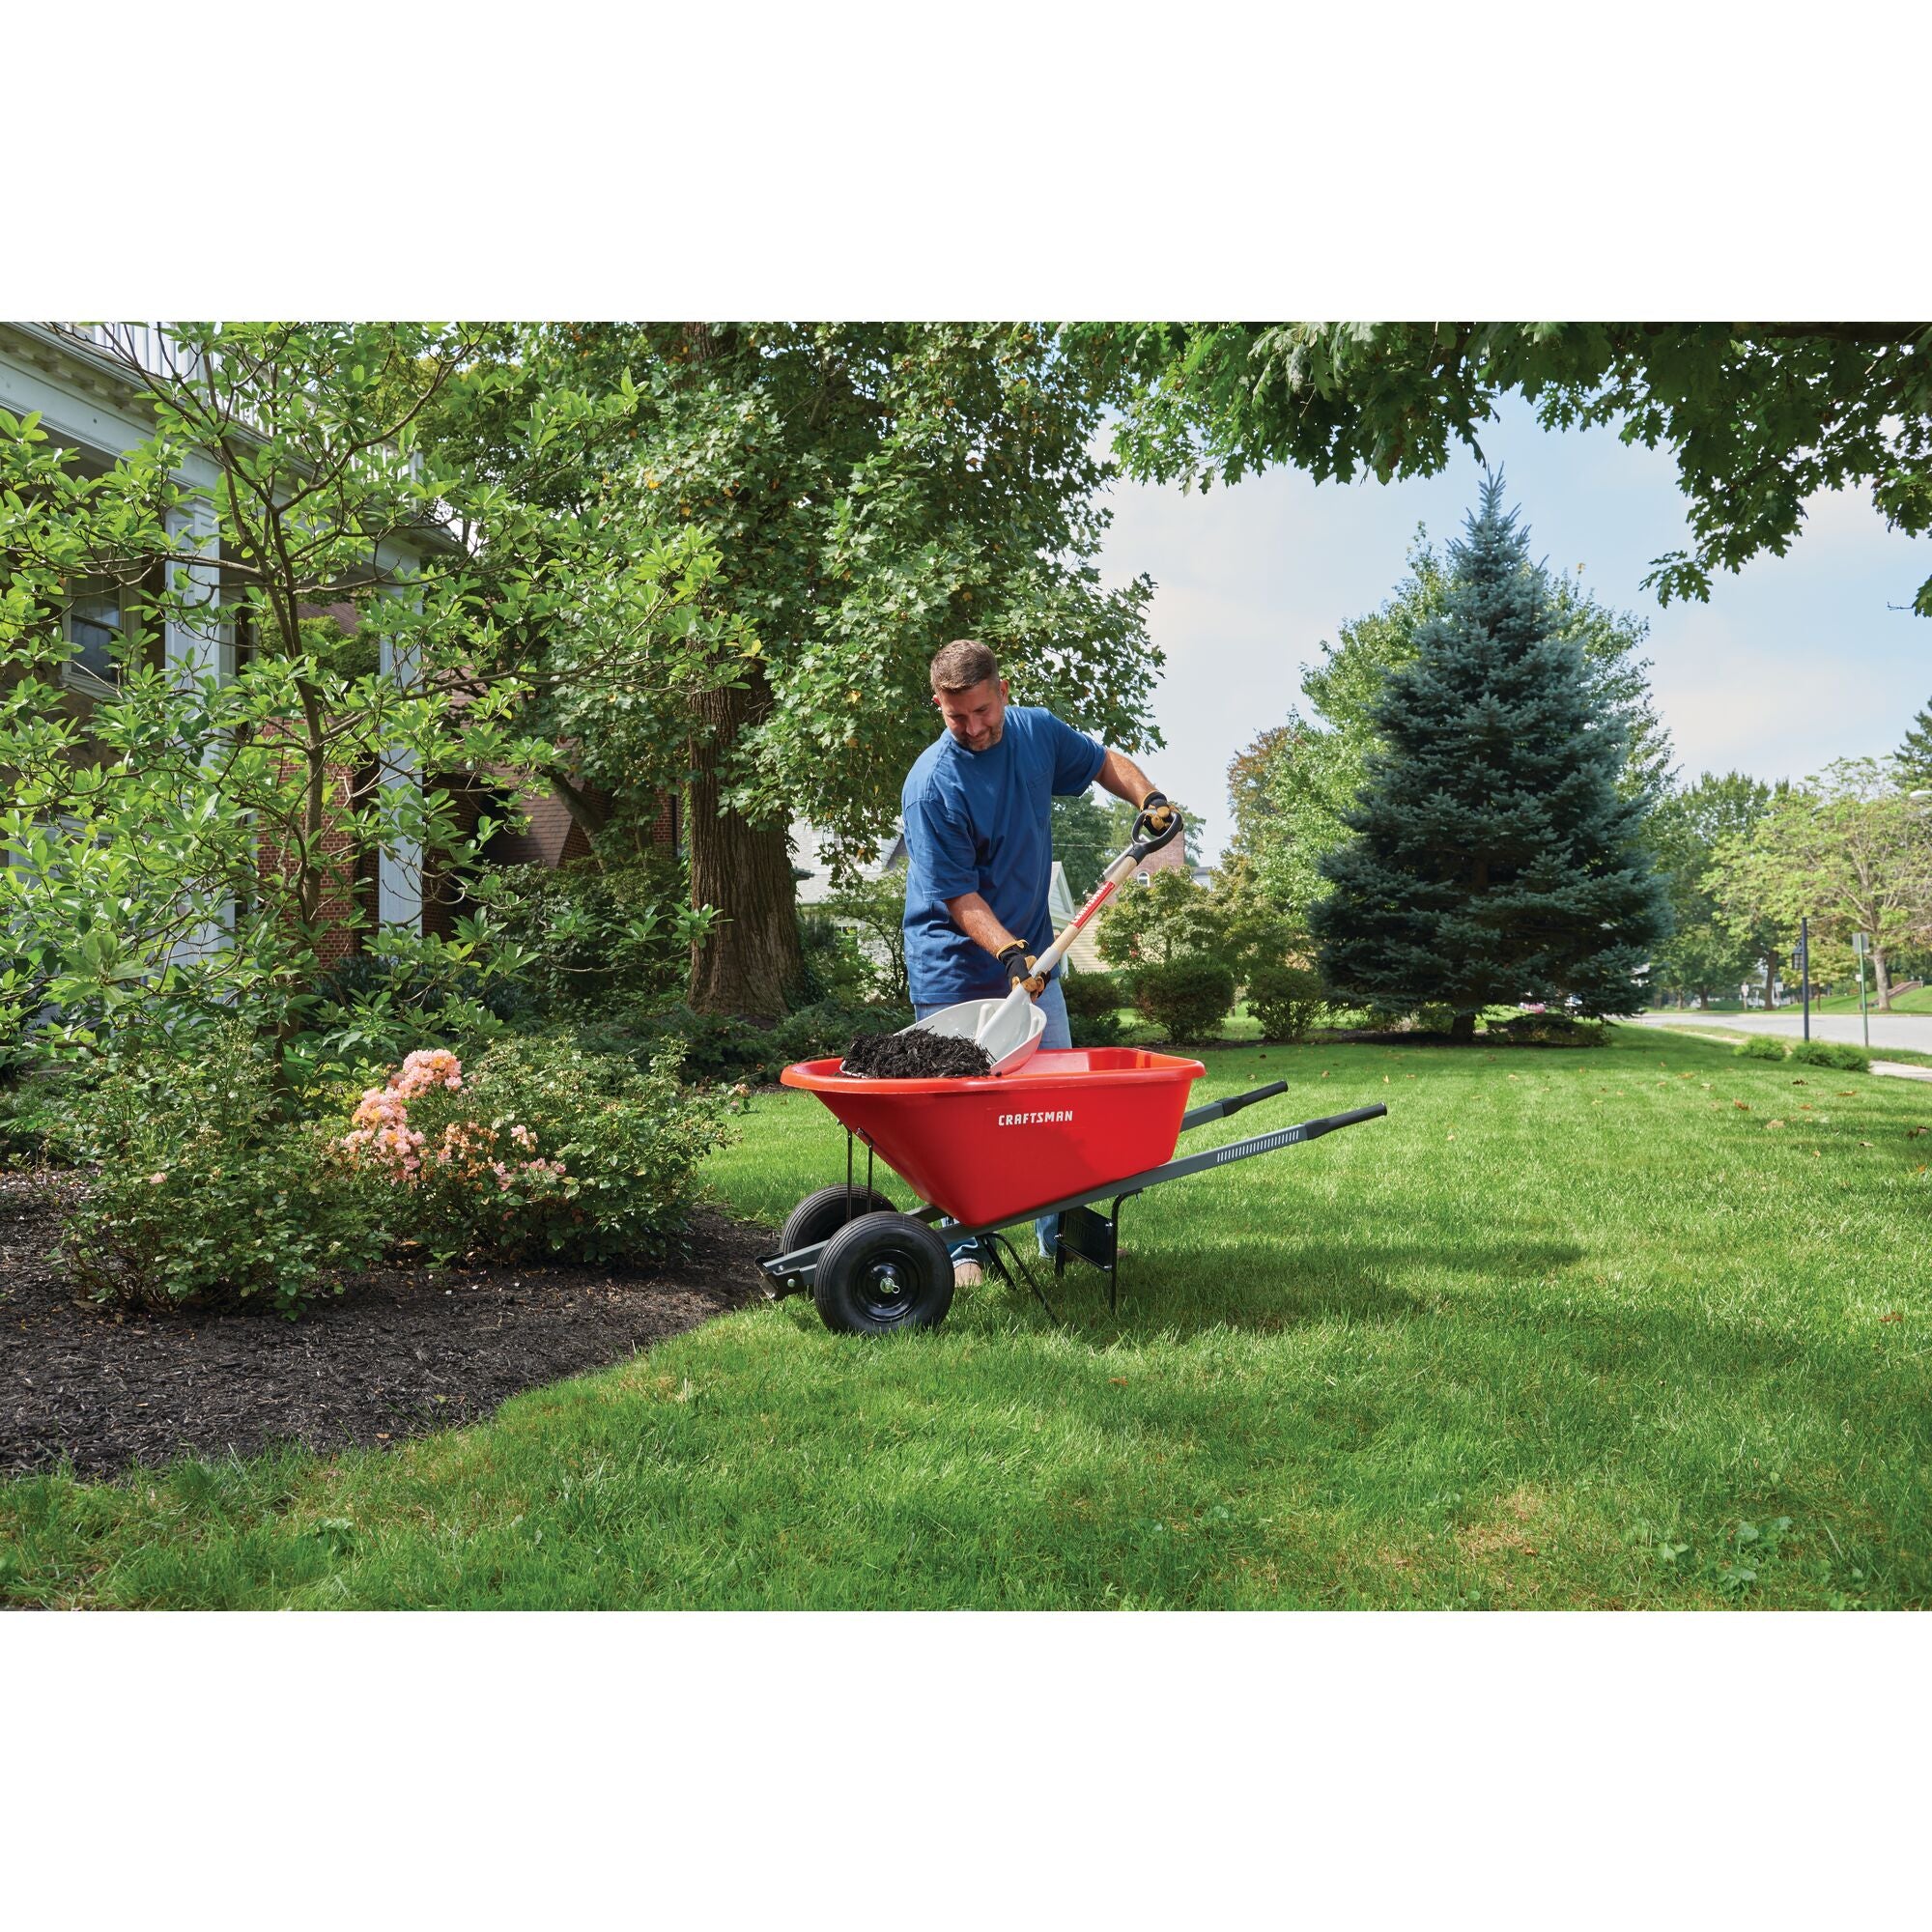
[5,1026,1932,1609]
[1808,986,1932,1016]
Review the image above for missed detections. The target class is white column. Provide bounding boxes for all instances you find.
[163,497,224,684]
[165,495,234,963]
[376,599,422,934]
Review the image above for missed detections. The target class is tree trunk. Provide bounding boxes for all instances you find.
[1872,943,1892,1010]
[686,672,801,1022]
[1450,1009,1477,1044]
[1762,951,1777,1010]
[543,764,609,838]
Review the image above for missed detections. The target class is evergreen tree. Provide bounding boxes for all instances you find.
[1311,476,1668,1041]
[1899,699,1932,790]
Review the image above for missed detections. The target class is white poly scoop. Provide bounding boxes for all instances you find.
[913,994,1047,1077]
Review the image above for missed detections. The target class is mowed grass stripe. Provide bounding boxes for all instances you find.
[3,1028,1928,1608]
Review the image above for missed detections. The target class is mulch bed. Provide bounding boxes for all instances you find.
[0,1170,772,1481]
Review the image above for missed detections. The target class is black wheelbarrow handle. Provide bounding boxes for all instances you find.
[1179,1078,1289,1133]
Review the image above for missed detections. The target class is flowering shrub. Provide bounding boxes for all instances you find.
[62,1033,384,1316]
[338,1034,731,1264]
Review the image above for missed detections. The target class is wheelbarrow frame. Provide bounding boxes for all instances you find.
[757,1079,1387,1321]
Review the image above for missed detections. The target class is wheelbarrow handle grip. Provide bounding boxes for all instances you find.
[1297,1103,1389,1138]
[1180,1079,1290,1132]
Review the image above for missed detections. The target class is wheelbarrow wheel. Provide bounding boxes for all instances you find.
[812,1212,954,1336]
[781,1183,896,1255]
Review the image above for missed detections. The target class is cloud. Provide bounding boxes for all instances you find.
[1094,395,1930,860]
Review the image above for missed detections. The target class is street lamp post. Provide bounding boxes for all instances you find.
[1800,917,1810,1042]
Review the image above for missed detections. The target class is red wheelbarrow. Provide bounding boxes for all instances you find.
[759,1047,1387,1333]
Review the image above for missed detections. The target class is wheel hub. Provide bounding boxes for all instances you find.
[857,1249,921,1320]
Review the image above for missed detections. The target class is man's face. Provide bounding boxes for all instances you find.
[934,674,1009,753]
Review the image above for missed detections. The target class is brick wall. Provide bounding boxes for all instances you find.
[250,721,367,966]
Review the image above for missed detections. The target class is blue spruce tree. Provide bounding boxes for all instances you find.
[1311,474,1668,1042]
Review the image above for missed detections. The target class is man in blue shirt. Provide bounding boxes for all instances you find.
[901,639,1175,1285]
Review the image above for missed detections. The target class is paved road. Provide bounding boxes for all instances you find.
[1632,1009,1932,1052]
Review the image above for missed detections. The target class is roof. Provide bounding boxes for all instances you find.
[0,323,467,561]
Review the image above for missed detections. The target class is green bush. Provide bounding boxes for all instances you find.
[341,1034,732,1265]
[771,998,913,1074]
[61,1033,385,1317]
[570,997,915,1086]
[1133,959,1236,1044]
[792,908,876,1007]
[1789,1037,1871,1073]
[1097,869,1228,977]
[1061,970,1126,1047]
[641,1004,774,1083]
[1494,1012,1608,1047]
[816,869,911,1005]
[1245,964,1328,1040]
[1734,1034,1787,1063]
[469,856,708,1019]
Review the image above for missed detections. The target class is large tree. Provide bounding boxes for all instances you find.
[430,325,1159,1021]
[1645,772,1779,1006]
[1226,533,1670,928]
[1077,324,1932,617]
[1311,477,1668,1041]
[1710,759,1932,1011]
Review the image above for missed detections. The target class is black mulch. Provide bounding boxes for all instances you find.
[0,1171,773,1481]
[840,1029,992,1079]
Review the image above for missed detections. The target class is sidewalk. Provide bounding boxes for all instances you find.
[1633,1009,1932,1053]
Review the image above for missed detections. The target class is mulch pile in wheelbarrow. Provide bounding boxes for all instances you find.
[841,1031,992,1079]
[0,1170,769,1480]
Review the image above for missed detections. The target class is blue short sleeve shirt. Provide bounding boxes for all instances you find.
[900,706,1107,1006]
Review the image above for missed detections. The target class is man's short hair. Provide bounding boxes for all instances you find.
[929,639,999,693]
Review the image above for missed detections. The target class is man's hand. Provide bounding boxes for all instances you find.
[1133,789,1178,845]
[997,941,1039,993]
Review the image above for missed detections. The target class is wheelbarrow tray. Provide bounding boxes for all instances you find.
[780,1046,1207,1227]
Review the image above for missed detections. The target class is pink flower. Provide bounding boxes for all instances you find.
[147,1172,167,1185]
[391,1048,464,1100]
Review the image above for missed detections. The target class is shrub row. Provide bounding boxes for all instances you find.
[43,1029,731,1318]
[1735,1034,1872,1072]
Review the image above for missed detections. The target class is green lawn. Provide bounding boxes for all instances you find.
[6,1026,1931,1609]
[1809,986,1932,1015]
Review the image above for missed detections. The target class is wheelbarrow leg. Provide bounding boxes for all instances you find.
[1053,1194,1130,1313]
[982,1231,1061,1324]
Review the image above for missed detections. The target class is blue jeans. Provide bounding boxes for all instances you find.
[916,977,1071,1263]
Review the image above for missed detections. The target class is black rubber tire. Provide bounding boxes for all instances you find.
[812,1212,955,1336]
[781,1184,897,1256]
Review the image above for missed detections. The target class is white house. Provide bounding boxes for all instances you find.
[789,817,906,904]
[1,322,455,941]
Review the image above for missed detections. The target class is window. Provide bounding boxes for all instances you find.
[64,575,126,688]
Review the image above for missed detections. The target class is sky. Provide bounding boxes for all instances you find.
[1094,394,1930,864]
